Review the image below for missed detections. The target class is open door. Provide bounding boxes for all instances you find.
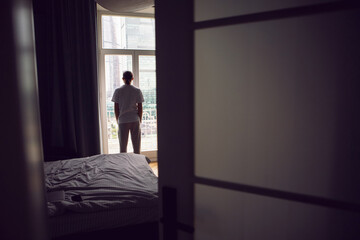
[2,0,47,239]
[157,1,360,240]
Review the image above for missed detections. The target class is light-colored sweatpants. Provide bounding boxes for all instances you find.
[118,121,141,154]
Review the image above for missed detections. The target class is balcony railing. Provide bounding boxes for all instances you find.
[107,107,157,153]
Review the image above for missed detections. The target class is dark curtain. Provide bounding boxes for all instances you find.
[33,0,100,161]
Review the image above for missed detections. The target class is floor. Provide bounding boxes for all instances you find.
[149,162,158,177]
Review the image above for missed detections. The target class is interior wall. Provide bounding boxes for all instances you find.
[156,0,194,239]
[0,0,47,239]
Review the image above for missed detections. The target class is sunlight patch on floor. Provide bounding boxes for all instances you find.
[149,162,158,177]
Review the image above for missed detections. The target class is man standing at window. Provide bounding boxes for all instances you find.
[112,71,144,154]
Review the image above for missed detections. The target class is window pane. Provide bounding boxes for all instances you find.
[139,55,157,151]
[102,15,155,50]
[105,55,133,153]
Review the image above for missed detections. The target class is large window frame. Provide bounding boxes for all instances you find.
[97,9,157,160]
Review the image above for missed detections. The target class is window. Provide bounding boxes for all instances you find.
[102,15,155,50]
[98,12,157,158]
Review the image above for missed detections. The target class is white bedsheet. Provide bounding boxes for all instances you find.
[44,153,158,217]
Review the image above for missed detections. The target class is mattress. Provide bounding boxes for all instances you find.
[44,153,159,238]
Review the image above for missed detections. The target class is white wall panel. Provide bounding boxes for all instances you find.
[195,184,360,240]
[195,0,339,22]
[195,10,360,202]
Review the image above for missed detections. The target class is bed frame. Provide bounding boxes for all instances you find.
[53,221,159,240]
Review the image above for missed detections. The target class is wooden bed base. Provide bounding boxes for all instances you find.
[53,221,159,240]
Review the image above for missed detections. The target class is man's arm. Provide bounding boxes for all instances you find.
[114,102,119,123]
[137,103,143,123]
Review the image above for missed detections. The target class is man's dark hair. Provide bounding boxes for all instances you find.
[123,71,133,85]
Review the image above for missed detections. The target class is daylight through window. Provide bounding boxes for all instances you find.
[99,14,157,155]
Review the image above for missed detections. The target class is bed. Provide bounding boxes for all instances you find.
[44,153,159,240]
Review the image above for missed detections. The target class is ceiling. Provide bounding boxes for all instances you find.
[97,3,155,14]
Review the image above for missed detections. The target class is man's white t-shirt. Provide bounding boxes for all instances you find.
[111,85,144,124]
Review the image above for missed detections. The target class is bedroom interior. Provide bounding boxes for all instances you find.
[2,0,360,240]
[3,0,160,239]
[32,0,160,239]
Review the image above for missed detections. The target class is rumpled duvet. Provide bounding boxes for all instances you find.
[44,153,158,217]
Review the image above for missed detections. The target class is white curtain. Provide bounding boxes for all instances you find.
[97,0,153,12]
